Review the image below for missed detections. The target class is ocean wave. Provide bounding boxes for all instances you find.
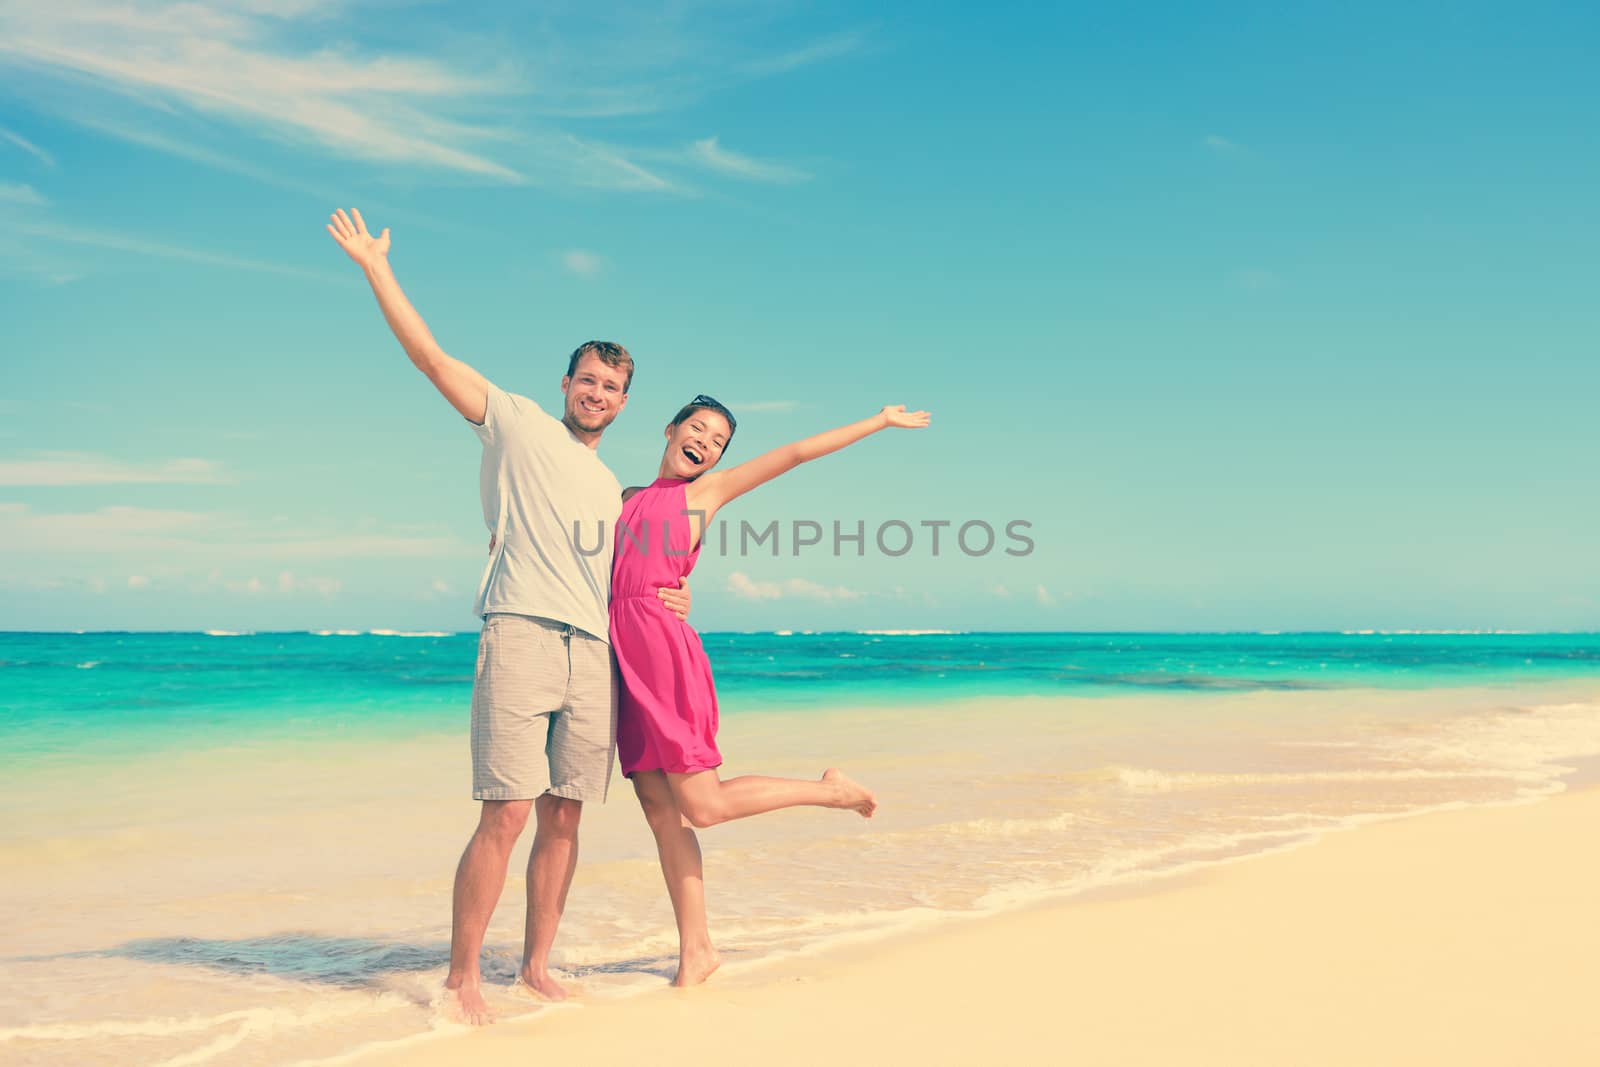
[366,630,453,638]
[1108,764,1530,793]
[928,811,1082,838]
[970,826,1324,913]
[1340,629,1535,635]
[1370,699,1600,779]
[0,995,405,1046]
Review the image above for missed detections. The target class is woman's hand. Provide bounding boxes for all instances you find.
[327,208,390,270]
[879,404,931,429]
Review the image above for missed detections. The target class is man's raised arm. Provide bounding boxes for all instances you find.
[327,208,489,424]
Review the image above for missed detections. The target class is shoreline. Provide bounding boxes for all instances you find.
[353,781,1600,1067]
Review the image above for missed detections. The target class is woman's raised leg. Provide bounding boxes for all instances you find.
[632,770,720,986]
[667,767,876,829]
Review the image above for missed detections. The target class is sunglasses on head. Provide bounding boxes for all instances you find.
[688,395,737,434]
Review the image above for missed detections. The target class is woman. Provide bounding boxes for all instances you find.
[610,394,930,986]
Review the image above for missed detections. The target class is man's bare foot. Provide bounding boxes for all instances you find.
[672,943,721,987]
[443,979,495,1026]
[518,965,571,1002]
[822,768,877,817]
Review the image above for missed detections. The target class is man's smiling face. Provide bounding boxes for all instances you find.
[561,352,630,439]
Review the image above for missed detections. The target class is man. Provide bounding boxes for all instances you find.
[327,208,690,1024]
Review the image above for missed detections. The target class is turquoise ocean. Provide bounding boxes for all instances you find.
[10,629,1600,762]
[4,631,1600,1064]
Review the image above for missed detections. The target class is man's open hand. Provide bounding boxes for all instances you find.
[327,208,390,270]
[658,577,691,622]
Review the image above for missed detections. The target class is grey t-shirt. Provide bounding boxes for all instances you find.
[471,385,621,642]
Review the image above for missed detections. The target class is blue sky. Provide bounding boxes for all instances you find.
[2,1,1597,632]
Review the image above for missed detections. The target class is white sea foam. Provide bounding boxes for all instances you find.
[1109,765,1520,793]
[311,630,361,636]
[202,630,251,637]
[856,629,959,635]
[1339,629,1533,635]
[365,630,452,637]
[970,827,1322,913]
[75,660,99,669]
[978,787,1569,918]
[929,811,1082,839]
[1372,699,1600,781]
[0,996,404,1046]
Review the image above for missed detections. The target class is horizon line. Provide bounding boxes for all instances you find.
[3,629,1598,638]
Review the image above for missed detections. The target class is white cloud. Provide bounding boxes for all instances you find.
[0,239,81,285]
[742,31,866,77]
[1036,584,1056,606]
[276,569,341,596]
[0,182,46,205]
[517,26,868,119]
[127,574,150,589]
[0,452,229,486]
[11,220,347,282]
[0,502,462,558]
[0,504,214,547]
[989,584,1011,598]
[250,534,458,559]
[689,136,808,183]
[562,249,603,278]
[0,2,524,180]
[0,4,854,194]
[558,134,674,192]
[727,570,863,601]
[56,108,345,201]
[430,579,452,594]
[728,572,782,600]
[1,126,56,166]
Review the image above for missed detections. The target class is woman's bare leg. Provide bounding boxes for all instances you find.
[667,767,876,829]
[632,771,720,986]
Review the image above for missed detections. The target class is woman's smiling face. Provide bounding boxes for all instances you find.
[661,408,732,480]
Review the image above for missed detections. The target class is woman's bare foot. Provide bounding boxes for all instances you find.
[673,942,721,987]
[822,768,877,817]
[443,979,495,1026]
[518,965,571,1001]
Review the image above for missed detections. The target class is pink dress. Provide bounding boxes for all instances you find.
[611,477,722,776]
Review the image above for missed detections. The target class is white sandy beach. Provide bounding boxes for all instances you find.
[361,783,1600,1067]
[6,681,1598,1066]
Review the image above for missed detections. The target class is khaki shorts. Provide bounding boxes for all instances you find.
[470,613,617,803]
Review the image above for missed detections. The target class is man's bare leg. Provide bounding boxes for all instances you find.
[633,771,719,986]
[519,793,581,1000]
[668,767,876,829]
[444,799,533,1025]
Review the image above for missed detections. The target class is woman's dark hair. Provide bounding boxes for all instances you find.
[670,394,737,450]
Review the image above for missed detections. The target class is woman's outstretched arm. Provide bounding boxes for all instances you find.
[687,405,929,520]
